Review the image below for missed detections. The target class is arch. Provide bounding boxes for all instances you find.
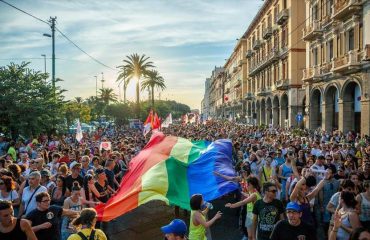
[260,98,266,125]
[324,85,339,132]
[342,81,361,133]
[280,94,289,128]
[256,100,261,125]
[272,95,280,127]
[310,89,322,130]
[340,77,363,100]
[266,97,273,125]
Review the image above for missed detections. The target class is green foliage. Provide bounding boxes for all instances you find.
[0,62,65,137]
[141,69,166,107]
[63,101,91,129]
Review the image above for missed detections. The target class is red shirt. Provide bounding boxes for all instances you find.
[58,155,70,164]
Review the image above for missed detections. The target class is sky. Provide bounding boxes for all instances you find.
[0,0,262,110]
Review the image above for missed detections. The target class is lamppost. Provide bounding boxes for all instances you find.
[41,54,46,75]
[43,16,56,96]
[101,72,105,89]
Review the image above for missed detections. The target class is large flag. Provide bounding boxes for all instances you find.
[95,132,238,221]
[161,113,173,128]
[75,119,83,142]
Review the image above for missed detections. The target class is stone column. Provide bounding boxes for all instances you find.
[273,106,279,127]
[361,98,370,136]
[266,107,272,125]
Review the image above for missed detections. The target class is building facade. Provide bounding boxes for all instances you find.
[303,0,370,135]
[242,0,307,127]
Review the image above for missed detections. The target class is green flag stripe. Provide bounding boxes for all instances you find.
[188,141,207,163]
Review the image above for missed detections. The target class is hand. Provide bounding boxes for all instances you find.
[41,222,52,229]
[214,211,222,220]
[333,210,341,229]
[225,203,232,208]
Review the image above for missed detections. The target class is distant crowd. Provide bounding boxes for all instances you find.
[0,121,370,240]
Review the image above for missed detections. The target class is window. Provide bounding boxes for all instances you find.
[312,4,318,21]
[348,29,354,51]
[337,35,341,56]
[328,40,333,61]
[313,48,318,66]
[283,0,287,9]
[327,0,333,16]
[359,23,363,49]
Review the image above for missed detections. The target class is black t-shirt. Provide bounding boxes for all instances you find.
[252,199,284,240]
[65,174,83,191]
[94,181,110,203]
[270,219,317,240]
[26,205,63,240]
[104,168,116,190]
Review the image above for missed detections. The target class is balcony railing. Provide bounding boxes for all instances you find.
[275,79,289,90]
[263,27,272,39]
[364,44,370,61]
[302,66,321,81]
[234,79,241,88]
[332,50,362,73]
[233,66,238,73]
[248,48,280,76]
[246,50,253,58]
[225,88,230,94]
[302,20,323,41]
[276,9,289,25]
[332,0,362,20]
[253,40,261,50]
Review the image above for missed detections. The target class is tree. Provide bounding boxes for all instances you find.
[116,66,130,103]
[63,101,91,130]
[141,69,166,108]
[120,54,154,116]
[99,88,118,106]
[0,62,65,137]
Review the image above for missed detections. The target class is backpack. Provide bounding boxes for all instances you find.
[77,229,95,240]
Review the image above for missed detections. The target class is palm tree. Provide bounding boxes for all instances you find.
[116,66,130,103]
[99,88,118,106]
[120,54,154,116]
[141,69,166,107]
[74,97,83,104]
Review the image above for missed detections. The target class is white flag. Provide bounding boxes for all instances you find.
[143,123,151,136]
[76,119,83,142]
[161,113,173,128]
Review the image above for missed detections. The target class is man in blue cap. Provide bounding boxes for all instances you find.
[161,219,187,240]
[270,202,316,240]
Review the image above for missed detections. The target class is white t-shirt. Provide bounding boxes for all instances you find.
[22,185,48,215]
[0,190,19,201]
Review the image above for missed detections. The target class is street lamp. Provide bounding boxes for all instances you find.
[41,54,46,75]
[94,76,98,98]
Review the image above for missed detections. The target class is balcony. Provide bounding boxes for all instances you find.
[276,9,289,25]
[332,0,362,20]
[302,20,323,41]
[332,51,362,73]
[280,45,289,57]
[244,92,254,100]
[225,88,230,94]
[256,87,271,97]
[246,50,253,58]
[233,66,238,73]
[263,27,272,39]
[302,66,321,82]
[275,79,289,90]
[234,79,241,88]
[253,40,261,50]
[248,48,280,76]
[321,15,332,27]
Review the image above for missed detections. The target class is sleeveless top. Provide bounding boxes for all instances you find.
[94,181,109,203]
[337,214,351,240]
[260,166,272,185]
[0,218,28,240]
[50,187,65,206]
[188,210,207,240]
[247,191,262,213]
[359,193,370,221]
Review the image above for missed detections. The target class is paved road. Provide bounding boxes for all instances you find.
[102,194,243,240]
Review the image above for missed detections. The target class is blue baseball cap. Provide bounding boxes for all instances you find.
[161,219,187,235]
[286,202,302,212]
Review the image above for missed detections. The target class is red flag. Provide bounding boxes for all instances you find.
[144,110,154,126]
[153,113,161,130]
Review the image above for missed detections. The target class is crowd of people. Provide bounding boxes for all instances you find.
[0,121,369,240]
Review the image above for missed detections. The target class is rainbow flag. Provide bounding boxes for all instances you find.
[95,132,238,221]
